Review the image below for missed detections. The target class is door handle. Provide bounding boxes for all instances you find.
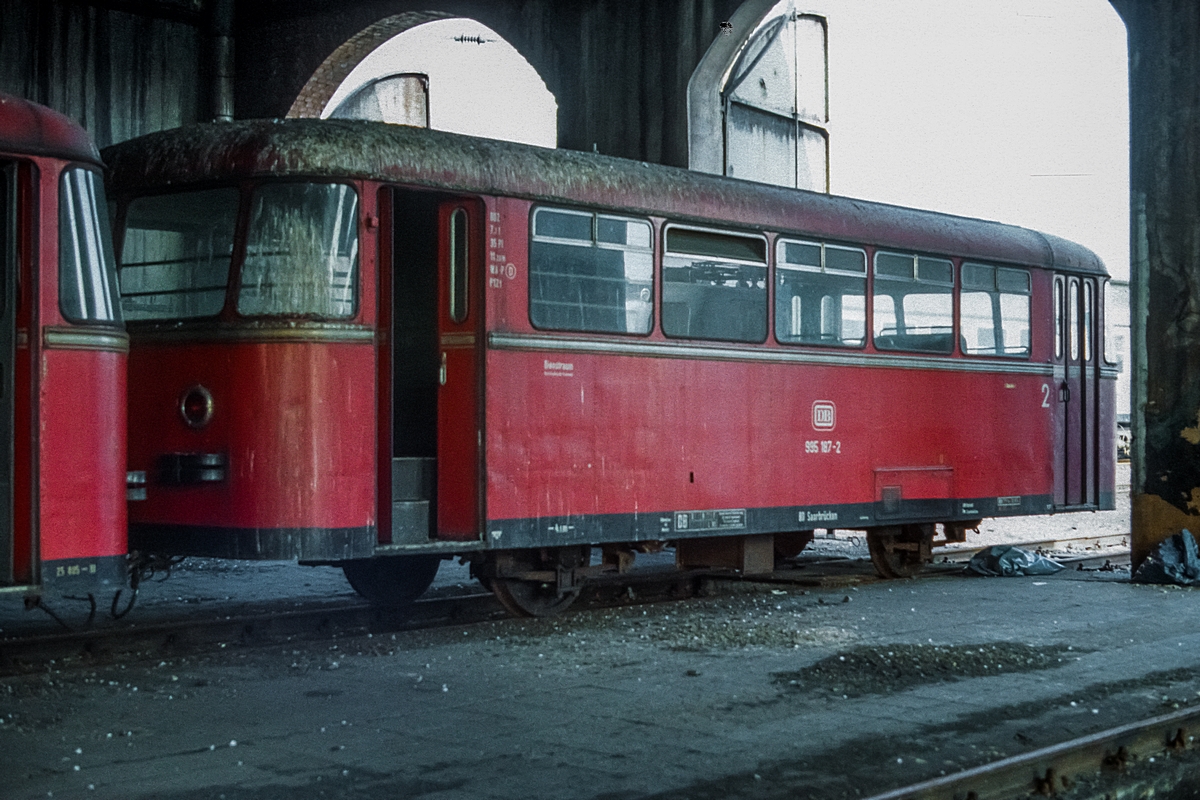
[439,352,447,386]
[1059,382,1070,403]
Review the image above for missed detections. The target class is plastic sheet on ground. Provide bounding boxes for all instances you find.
[1133,528,1200,586]
[966,545,1064,577]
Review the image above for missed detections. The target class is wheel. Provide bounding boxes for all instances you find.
[342,555,441,606]
[489,546,589,618]
[867,525,932,579]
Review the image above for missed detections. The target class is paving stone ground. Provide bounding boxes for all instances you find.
[8,465,1196,800]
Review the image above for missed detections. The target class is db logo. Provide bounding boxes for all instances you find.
[812,401,836,431]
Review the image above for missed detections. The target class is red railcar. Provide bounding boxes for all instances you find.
[104,120,1115,616]
[0,94,128,604]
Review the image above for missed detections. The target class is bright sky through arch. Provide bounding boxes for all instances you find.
[322,18,557,149]
[823,0,1128,279]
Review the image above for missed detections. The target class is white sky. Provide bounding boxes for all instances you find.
[820,0,1129,280]
[324,3,1128,280]
[322,18,558,148]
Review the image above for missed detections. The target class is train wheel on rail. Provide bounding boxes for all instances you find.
[866,525,933,579]
[489,546,590,618]
[342,555,441,606]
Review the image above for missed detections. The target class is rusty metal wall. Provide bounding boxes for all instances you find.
[0,0,206,149]
[1109,0,1200,569]
[237,0,742,167]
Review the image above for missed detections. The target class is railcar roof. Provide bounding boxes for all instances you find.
[0,93,100,164]
[103,119,1106,276]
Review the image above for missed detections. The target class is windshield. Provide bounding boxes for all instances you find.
[237,183,358,319]
[60,166,121,324]
[119,187,239,321]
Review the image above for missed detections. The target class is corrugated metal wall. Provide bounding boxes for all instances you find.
[0,0,206,149]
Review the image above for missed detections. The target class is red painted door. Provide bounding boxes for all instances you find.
[435,201,482,540]
[0,160,16,585]
[1058,274,1099,508]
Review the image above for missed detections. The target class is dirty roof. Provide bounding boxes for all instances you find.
[103,119,1106,276]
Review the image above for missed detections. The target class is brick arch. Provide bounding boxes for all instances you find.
[286,11,456,119]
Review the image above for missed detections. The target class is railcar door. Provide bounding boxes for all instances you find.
[1057,274,1099,508]
[435,200,482,540]
[0,162,17,585]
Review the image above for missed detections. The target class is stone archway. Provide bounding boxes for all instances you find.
[287,11,453,120]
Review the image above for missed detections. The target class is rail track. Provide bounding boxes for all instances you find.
[0,533,1131,676]
[864,704,1200,800]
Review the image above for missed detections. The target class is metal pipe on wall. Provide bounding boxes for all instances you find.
[209,0,235,122]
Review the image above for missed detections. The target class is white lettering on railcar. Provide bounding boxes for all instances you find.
[543,360,574,377]
[997,496,1021,508]
[800,510,839,522]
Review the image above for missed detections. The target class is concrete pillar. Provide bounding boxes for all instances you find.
[1109,0,1200,570]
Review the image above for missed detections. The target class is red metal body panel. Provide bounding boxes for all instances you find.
[38,349,126,559]
[484,351,1055,524]
[33,149,128,566]
[126,339,377,530]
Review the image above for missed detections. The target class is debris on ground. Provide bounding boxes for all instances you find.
[1134,529,1200,587]
[966,546,1064,577]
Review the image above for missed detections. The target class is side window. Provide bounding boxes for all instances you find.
[960,263,1031,357]
[238,182,358,319]
[120,188,240,320]
[872,252,954,353]
[449,207,468,323]
[775,239,866,347]
[1069,280,1080,360]
[59,166,122,324]
[1083,281,1093,362]
[1054,278,1064,359]
[662,225,767,343]
[529,207,653,335]
[1103,281,1121,367]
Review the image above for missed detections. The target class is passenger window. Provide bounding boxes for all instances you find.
[872,252,954,353]
[449,208,468,323]
[960,263,1031,357]
[238,182,358,319]
[775,239,865,347]
[1083,281,1093,362]
[1069,281,1080,360]
[662,225,767,343]
[1103,281,1120,367]
[60,167,122,324]
[1054,279,1064,359]
[529,207,653,335]
[120,187,239,320]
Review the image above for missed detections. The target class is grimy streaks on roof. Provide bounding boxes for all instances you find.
[103,118,1105,276]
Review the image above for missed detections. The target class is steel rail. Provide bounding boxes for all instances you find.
[863,704,1200,800]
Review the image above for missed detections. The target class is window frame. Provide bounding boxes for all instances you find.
[959,261,1032,359]
[527,205,655,336]
[871,250,955,354]
[58,164,122,326]
[117,184,243,323]
[773,236,867,348]
[660,222,769,344]
[235,180,361,321]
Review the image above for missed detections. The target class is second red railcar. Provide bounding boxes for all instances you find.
[0,94,128,606]
[104,120,1115,615]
